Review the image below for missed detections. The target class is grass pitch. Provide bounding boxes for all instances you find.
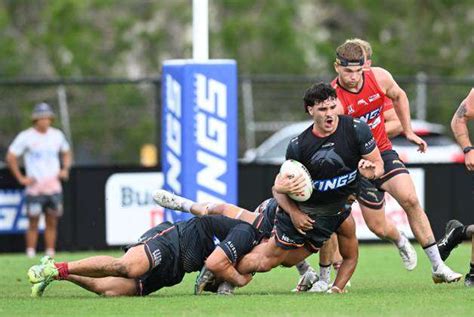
[1,244,473,317]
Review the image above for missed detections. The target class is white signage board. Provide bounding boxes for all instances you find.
[105,172,164,245]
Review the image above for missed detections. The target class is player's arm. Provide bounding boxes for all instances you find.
[272,138,314,233]
[205,248,252,287]
[373,67,427,152]
[331,214,358,293]
[451,88,474,171]
[59,150,72,180]
[205,223,258,287]
[354,119,384,179]
[5,135,35,186]
[383,108,403,138]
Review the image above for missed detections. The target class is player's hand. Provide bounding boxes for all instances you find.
[58,168,70,181]
[405,132,427,153]
[274,172,307,195]
[326,286,346,294]
[19,176,35,186]
[465,151,474,171]
[289,209,314,234]
[357,159,376,179]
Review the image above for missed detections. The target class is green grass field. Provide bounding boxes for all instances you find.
[1,244,473,317]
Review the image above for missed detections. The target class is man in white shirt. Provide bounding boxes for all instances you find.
[6,103,72,258]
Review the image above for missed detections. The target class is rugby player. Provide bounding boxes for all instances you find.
[233,82,384,293]
[436,88,474,287]
[27,215,260,297]
[296,39,413,293]
[331,41,462,283]
[157,83,384,294]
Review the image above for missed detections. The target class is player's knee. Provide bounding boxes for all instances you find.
[399,193,420,211]
[367,222,386,238]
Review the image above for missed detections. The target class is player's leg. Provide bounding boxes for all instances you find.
[467,234,474,287]
[381,173,462,282]
[310,234,336,292]
[153,189,257,223]
[331,214,358,293]
[360,204,416,270]
[44,194,63,257]
[66,275,139,296]
[437,219,466,260]
[25,195,42,257]
[44,213,58,258]
[29,245,150,283]
[26,216,40,258]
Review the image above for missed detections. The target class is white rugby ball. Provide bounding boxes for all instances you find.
[279,159,313,202]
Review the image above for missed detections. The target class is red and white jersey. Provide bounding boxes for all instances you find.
[332,69,392,152]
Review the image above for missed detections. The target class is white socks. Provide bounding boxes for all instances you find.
[423,243,443,270]
[319,264,331,283]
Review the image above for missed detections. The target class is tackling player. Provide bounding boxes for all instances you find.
[27,215,259,297]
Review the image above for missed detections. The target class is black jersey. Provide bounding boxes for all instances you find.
[135,215,259,295]
[286,115,376,215]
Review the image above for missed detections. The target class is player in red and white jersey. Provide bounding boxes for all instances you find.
[330,41,461,284]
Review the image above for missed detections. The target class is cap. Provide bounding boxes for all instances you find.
[31,102,55,120]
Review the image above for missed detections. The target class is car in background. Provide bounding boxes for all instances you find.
[241,119,464,165]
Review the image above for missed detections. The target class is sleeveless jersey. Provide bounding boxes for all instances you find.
[286,115,376,215]
[331,69,392,152]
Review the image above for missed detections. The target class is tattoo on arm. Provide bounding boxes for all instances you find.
[455,103,467,118]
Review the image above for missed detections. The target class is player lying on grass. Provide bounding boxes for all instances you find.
[154,190,353,294]
[27,215,260,297]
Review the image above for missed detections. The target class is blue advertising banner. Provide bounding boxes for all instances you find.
[161,60,238,222]
[0,189,32,234]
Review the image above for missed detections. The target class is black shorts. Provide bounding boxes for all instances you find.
[25,194,63,217]
[357,177,385,210]
[374,149,409,187]
[274,208,351,251]
[357,150,409,209]
[125,222,185,296]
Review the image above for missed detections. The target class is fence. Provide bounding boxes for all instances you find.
[1,74,473,165]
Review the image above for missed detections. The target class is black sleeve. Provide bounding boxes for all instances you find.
[218,223,259,263]
[285,136,299,160]
[353,119,377,155]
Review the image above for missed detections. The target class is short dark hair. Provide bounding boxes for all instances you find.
[303,82,337,113]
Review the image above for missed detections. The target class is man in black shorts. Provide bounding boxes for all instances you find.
[231,82,385,293]
[27,215,259,297]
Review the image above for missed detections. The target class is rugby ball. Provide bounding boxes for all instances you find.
[279,159,313,202]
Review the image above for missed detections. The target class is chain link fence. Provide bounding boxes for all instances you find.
[1,74,472,166]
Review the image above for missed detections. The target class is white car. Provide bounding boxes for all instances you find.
[242,119,464,165]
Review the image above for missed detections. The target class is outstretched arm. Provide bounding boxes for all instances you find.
[451,89,474,171]
[374,67,427,152]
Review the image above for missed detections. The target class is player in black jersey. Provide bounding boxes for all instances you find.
[27,215,259,297]
[234,83,384,293]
